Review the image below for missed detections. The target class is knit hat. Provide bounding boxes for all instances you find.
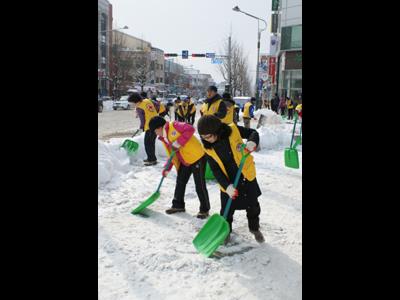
[149,116,166,132]
[197,115,222,135]
[128,92,142,103]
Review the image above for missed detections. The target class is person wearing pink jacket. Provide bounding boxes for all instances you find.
[149,116,210,219]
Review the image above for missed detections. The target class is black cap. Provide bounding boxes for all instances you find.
[149,116,166,132]
[140,91,147,98]
[207,85,217,93]
[197,115,221,135]
[128,92,142,103]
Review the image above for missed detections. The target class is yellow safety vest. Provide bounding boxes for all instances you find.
[243,102,252,118]
[189,100,196,114]
[203,124,256,192]
[221,104,234,124]
[287,100,294,109]
[177,103,187,117]
[202,99,222,117]
[162,122,205,170]
[159,103,166,114]
[295,104,302,112]
[136,99,159,131]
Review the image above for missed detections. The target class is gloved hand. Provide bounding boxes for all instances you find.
[162,169,169,177]
[171,141,181,150]
[226,184,238,199]
[245,141,257,152]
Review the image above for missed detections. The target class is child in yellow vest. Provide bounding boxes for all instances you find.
[149,116,210,219]
[197,115,265,243]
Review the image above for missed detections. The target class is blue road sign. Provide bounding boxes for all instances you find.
[206,53,215,58]
[182,50,189,59]
[211,58,223,64]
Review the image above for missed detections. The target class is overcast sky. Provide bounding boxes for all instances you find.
[109,0,271,85]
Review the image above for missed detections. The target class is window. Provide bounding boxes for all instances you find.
[281,25,302,50]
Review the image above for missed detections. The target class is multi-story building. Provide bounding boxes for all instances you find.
[271,0,302,100]
[98,0,112,96]
[150,47,165,89]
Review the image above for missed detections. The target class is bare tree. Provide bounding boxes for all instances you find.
[110,33,136,97]
[131,51,152,92]
[218,37,252,96]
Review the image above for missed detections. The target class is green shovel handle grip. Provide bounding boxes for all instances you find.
[223,144,252,219]
[156,150,176,192]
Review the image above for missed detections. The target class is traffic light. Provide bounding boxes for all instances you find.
[182,50,189,59]
[164,53,178,57]
[192,54,206,57]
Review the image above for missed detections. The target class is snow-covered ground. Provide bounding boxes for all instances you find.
[98,110,302,300]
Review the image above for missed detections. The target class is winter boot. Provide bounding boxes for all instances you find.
[144,160,158,166]
[165,207,185,214]
[250,230,265,243]
[196,211,209,219]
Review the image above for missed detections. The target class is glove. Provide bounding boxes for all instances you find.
[225,184,238,199]
[245,141,257,152]
[171,141,181,150]
[162,169,169,177]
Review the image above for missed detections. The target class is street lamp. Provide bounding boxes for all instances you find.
[233,6,267,109]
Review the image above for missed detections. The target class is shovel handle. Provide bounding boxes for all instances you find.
[156,150,176,192]
[289,114,298,149]
[223,144,252,219]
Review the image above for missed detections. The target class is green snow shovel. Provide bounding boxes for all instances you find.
[193,145,251,258]
[292,122,302,149]
[120,139,139,156]
[131,150,176,215]
[284,114,300,169]
[205,162,215,180]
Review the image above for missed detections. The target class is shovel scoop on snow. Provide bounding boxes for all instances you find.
[284,114,300,169]
[120,139,139,155]
[193,145,250,257]
[131,151,176,215]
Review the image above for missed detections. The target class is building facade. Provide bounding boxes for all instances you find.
[269,0,302,101]
[150,47,165,89]
[98,0,112,96]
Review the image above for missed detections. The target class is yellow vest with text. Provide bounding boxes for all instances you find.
[203,124,256,192]
[243,102,252,118]
[162,122,205,169]
[136,99,158,131]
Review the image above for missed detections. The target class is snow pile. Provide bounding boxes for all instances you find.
[102,100,114,112]
[257,124,292,150]
[98,140,131,186]
[255,108,284,125]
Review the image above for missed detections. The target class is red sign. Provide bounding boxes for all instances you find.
[268,57,276,76]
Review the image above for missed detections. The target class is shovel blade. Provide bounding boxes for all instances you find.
[193,214,230,257]
[205,162,215,180]
[284,147,299,169]
[121,139,139,155]
[131,191,160,215]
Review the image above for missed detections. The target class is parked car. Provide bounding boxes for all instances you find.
[98,97,103,113]
[113,95,131,110]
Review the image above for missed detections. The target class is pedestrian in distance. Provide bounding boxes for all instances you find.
[128,92,159,166]
[197,115,265,244]
[186,97,196,125]
[174,97,181,121]
[149,116,211,219]
[286,96,295,120]
[271,93,280,114]
[242,97,257,129]
[222,92,236,125]
[279,95,286,116]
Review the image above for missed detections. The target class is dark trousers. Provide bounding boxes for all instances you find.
[288,108,294,120]
[188,113,195,125]
[174,111,179,121]
[144,130,157,161]
[220,198,261,232]
[243,117,251,128]
[172,156,210,212]
[280,108,286,116]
